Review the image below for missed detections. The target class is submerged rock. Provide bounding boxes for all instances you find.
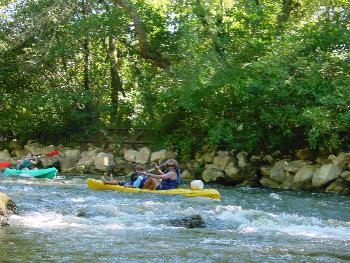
[76,208,88,218]
[75,208,96,218]
[165,214,205,229]
[0,192,17,227]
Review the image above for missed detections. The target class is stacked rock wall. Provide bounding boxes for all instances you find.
[1,141,350,195]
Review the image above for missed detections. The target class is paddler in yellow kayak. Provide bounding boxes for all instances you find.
[143,159,180,190]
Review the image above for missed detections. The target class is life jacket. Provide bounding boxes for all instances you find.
[160,168,180,190]
[123,172,147,188]
[130,172,139,183]
[20,159,32,169]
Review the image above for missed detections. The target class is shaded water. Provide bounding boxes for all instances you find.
[0,176,349,262]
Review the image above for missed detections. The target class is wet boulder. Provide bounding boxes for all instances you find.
[292,165,318,189]
[165,214,205,228]
[259,177,281,189]
[8,140,23,151]
[24,142,45,155]
[213,153,231,171]
[76,149,102,169]
[325,179,350,195]
[0,150,11,161]
[224,162,241,183]
[284,160,308,173]
[0,192,17,227]
[194,146,216,163]
[135,147,151,164]
[124,149,138,162]
[113,157,133,174]
[180,170,195,180]
[236,151,248,168]
[40,145,56,155]
[11,149,28,158]
[60,149,81,172]
[94,152,116,171]
[312,164,342,188]
[269,160,288,183]
[331,152,350,169]
[202,151,216,163]
[295,148,314,161]
[150,150,177,162]
[340,171,350,183]
[40,156,60,168]
[202,166,225,183]
[263,155,275,164]
[260,166,271,177]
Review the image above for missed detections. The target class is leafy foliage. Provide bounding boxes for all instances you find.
[0,0,349,157]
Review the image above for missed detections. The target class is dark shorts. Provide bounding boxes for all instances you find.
[156,184,178,190]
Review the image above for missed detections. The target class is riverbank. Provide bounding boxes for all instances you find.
[1,141,350,195]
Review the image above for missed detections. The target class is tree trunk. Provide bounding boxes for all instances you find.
[112,0,170,69]
[108,37,123,125]
[277,0,299,33]
[193,0,225,57]
[82,0,90,92]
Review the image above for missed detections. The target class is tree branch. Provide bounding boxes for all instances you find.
[112,0,170,69]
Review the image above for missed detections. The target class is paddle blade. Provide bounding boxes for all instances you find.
[45,150,60,157]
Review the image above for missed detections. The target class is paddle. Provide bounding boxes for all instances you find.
[45,150,60,157]
[147,162,167,172]
[31,150,61,159]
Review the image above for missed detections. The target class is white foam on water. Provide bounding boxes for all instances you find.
[10,211,139,230]
[200,238,232,245]
[11,212,85,229]
[181,207,199,214]
[216,207,350,241]
[70,197,87,203]
[217,210,250,225]
[215,205,243,212]
[240,226,258,233]
[269,193,282,200]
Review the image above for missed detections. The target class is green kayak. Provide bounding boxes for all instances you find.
[3,167,58,179]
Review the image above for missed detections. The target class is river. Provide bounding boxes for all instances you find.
[0,176,349,262]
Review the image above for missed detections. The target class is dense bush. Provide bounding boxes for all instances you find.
[1,0,349,157]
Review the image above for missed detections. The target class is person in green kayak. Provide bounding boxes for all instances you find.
[16,153,38,170]
[143,159,180,190]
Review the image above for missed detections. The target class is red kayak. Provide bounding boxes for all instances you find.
[0,161,11,169]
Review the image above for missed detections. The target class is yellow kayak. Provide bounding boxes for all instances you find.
[87,178,221,200]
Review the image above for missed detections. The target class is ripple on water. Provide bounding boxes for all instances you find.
[1,177,350,262]
[213,204,350,241]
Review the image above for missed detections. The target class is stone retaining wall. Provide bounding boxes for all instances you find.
[1,141,350,195]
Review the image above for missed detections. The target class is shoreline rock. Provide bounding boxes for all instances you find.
[2,141,350,195]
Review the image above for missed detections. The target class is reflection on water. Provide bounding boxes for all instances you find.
[0,176,350,262]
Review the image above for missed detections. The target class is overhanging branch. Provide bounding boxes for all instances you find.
[112,0,170,69]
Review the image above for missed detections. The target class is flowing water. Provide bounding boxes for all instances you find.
[0,176,349,263]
